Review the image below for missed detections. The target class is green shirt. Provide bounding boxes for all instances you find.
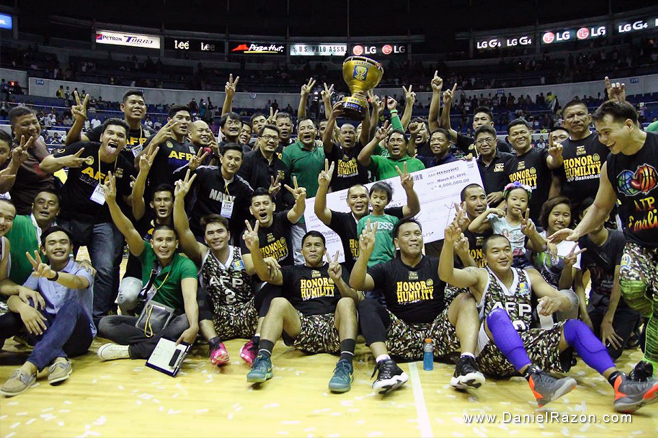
[368,155,425,181]
[6,215,42,285]
[646,121,658,133]
[138,241,197,311]
[357,214,400,267]
[281,140,325,198]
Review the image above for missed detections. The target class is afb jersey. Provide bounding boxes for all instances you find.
[478,267,534,332]
[200,246,254,306]
[557,134,609,206]
[606,132,658,247]
[368,256,446,324]
[86,124,154,160]
[280,264,346,316]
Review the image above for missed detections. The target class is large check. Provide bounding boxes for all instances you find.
[304,159,483,262]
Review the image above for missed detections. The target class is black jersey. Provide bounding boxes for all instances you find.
[200,246,254,306]
[241,211,294,267]
[368,256,446,324]
[326,142,368,192]
[556,133,609,208]
[280,263,347,316]
[606,132,658,247]
[508,147,551,222]
[461,229,493,268]
[477,151,517,201]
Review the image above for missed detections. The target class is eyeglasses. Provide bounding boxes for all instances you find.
[260,135,279,141]
[475,137,495,145]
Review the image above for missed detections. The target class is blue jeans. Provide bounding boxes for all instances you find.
[26,301,94,371]
[59,219,124,325]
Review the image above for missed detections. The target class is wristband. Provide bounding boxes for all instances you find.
[389,109,398,114]
[50,271,59,282]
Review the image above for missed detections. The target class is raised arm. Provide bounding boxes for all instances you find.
[605,76,626,102]
[65,91,90,145]
[400,85,416,130]
[221,74,239,116]
[131,146,158,221]
[39,145,86,174]
[439,210,486,295]
[242,221,283,286]
[0,136,31,193]
[558,242,584,290]
[26,250,90,290]
[327,252,364,303]
[323,103,342,154]
[298,78,316,120]
[321,83,334,120]
[348,220,377,291]
[440,84,459,143]
[521,209,548,252]
[284,176,307,224]
[314,160,334,225]
[397,163,420,218]
[469,207,501,233]
[358,121,389,167]
[104,172,144,257]
[173,169,206,266]
[428,72,443,132]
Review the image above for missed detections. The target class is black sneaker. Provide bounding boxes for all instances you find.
[629,361,654,382]
[613,373,658,413]
[371,359,408,394]
[450,355,485,390]
[527,368,577,407]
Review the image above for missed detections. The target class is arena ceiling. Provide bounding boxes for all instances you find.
[2,0,658,52]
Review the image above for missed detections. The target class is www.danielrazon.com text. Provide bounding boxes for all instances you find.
[464,412,632,424]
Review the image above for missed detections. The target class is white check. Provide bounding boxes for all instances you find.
[304,159,483,263]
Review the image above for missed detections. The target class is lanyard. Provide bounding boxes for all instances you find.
[98,149,117,181]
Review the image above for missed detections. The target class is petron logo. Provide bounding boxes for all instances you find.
[95,30,160,49]
[231,43,285,54]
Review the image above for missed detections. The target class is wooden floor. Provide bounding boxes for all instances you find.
[0,338,656,438]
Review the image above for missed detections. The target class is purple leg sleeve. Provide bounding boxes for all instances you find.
[486,308,532,372]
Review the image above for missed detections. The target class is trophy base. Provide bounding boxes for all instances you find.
[340,96,368,120]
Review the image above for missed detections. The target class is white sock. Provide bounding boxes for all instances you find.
[461,352,475,359]
[376,354,391,363]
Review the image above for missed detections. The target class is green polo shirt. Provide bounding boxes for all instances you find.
[368,155,425,181]
[138,241,197,312]
[6,215,42,285]
[646,121,658,133]
[281,140,325,197]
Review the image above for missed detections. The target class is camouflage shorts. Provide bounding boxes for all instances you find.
[212,299,259,340]
[620,242,658,299]
[284,312,340,354]
[444,285,469,307]
[477,321,569,378]
[386,308,461,361]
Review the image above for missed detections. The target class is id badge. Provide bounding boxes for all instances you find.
[90,184,106,205]
[220,200,234,218]
[132,145,144,157]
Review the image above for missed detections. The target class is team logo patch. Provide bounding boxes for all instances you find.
[166,141,174,149]
[267,233,275,243]
[616,164,658,196]
[409,271,418,280]
[518,281,530,296]
[312,270,321,278]
[85,156,94,165]
[593,153,600,162]
[233,260,245,271]
[529,167,536,175]
[620,253,632,268]
[576,145,586,156]
[426,279,433,287]
[494,163,505,172]
[517,161,526,171]
[115,168,124,178]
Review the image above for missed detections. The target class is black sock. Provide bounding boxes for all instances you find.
[251,335,260,347]
[258,339,275,358]
[523,364,540,381]
[339,339,356,364]
[607,371,622,387]
[208,336,222,350]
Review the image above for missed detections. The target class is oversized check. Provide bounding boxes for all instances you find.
[304,159,483,262]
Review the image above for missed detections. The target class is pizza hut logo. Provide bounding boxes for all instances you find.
[232,43,285,54]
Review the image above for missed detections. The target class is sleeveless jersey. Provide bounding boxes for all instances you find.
[200,246,254,306]
[478,267,534,332]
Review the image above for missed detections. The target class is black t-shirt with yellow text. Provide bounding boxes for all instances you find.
[55,141,135,223]
[368,255,446,324]
[556,133,609,207]
[280,263,347,316]
[241,211,294,267]
[509,147,551,222]
[87,124,154,162]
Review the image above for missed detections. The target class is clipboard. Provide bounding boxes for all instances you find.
[145,338,191,377]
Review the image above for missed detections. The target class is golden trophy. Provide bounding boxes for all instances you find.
[340,56,384,120]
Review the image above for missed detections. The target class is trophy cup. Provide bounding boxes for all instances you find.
[339,56,384,120]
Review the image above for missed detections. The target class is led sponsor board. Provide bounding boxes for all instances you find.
[615,17,658,34]
[350,44,407,56]
[475,35,533,50]
[230,42,285,55]
[166,37,224,53]
[0,13,12,30]
[541,25,606,44]
[95,30,161,49]
[289,44,347,56]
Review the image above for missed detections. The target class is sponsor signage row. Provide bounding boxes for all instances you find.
[95,30,160,49]
[166,37,223,53]
[230,42,285,55]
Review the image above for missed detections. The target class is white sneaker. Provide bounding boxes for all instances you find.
[97,343,130,361]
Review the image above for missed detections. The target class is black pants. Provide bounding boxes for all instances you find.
[588,303,641,361]
[98,314,189,359]
[358,299,392,345]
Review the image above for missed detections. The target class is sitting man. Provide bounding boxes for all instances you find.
[243,225,359,393]
[0,226,94,396]
[173,170,256,366]
[439,214,658,413]
[97,172,198,361]
[350,219,484,394]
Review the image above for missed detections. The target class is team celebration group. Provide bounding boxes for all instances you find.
[0,73,657,416]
